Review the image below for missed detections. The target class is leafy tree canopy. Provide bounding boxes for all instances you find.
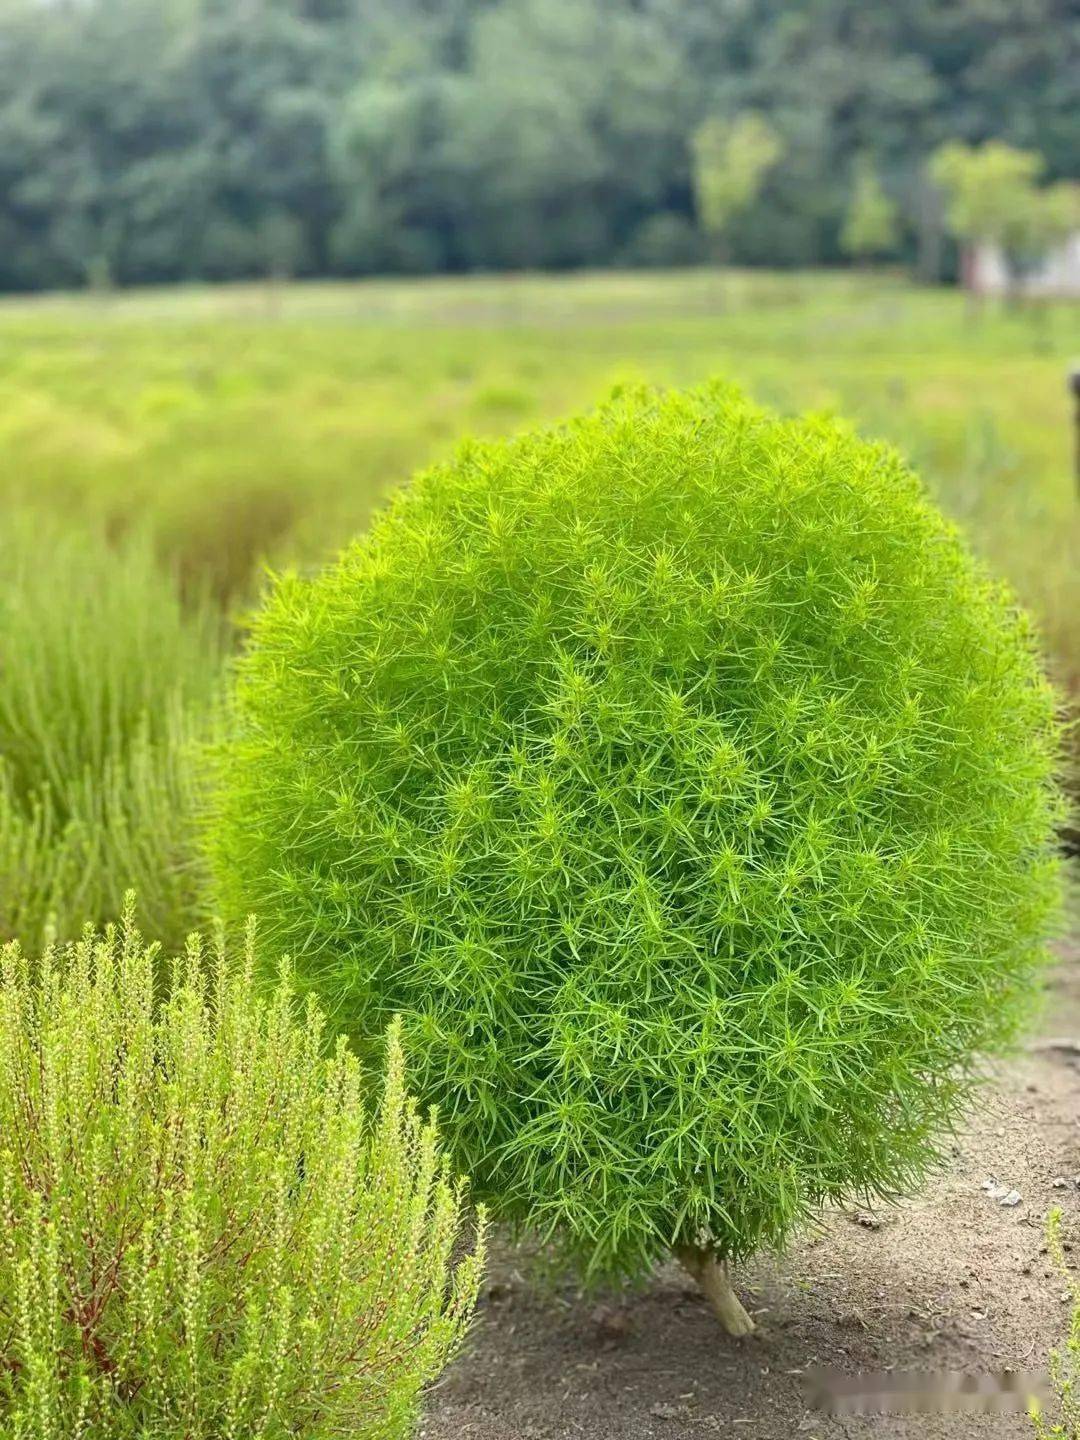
[692,112,783,256]
[841,157,900,260]
[0,0,1077,287]
[930,140,1045,247]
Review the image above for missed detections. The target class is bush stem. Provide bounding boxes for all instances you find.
[676,1245,755,1336]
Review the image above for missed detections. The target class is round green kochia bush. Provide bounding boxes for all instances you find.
[0,899,485,1440]
[209,382,1063,1294]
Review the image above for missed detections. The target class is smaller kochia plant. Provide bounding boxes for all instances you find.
[0,898,485,1440]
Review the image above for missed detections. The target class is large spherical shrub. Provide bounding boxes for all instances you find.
[210,382,1062,1293]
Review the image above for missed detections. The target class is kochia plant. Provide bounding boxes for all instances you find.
[209,382,1063,1332]
[0,513,223,949]
[0,900,485,1438]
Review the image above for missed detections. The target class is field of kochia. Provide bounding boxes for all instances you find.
[1,269,1076,687]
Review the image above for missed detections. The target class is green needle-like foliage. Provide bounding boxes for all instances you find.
[209,381,1064,1281]
[0,514,223,948]
[1030,1207,1080,1438]
[0,899,485,1440]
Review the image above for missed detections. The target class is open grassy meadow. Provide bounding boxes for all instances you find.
[2,268,1077,942]
[2,270,1080,1438]
[2,269,1077,679]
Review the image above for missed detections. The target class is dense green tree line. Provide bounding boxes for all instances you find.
[0,0,1076,289]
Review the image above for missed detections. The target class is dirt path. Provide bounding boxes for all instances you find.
[421,944,1080,1440]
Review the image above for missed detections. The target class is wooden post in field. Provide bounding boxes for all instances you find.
[1071,367,1080,496]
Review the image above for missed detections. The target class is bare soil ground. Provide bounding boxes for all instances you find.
[421,939,1080,1440]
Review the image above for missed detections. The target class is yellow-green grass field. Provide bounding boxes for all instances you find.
[1,270,1078,1440]
[1,268,1077,945]
[2,268,1076,680]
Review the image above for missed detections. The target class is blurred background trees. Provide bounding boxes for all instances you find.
[841,157,900,265]
[929,142,1046,288]
[930,141,1080,294]
[692,113,782,262]
[0,0,1076,289]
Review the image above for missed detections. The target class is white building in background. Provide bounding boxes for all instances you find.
[969,233,1080,298]
[967,241,1010,295]
[1024,231,1080,298]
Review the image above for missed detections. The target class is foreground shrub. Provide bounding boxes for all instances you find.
[0,900,484,1439]
[0,513,222,947]
[209,382,1063,1330]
